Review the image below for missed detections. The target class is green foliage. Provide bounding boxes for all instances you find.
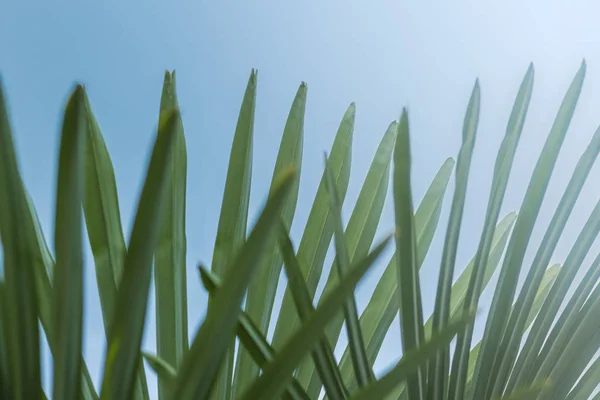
[1,61,600,400]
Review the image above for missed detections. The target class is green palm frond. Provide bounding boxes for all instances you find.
[2,60,600,400]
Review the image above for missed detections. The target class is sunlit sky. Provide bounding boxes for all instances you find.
[3,1,600,397]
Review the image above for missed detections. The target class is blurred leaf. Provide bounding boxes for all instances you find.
[199,265,310,400]
[394,109,426,398]
[235,82,305,395]
[210,70,256,400]
[0,77,41,400]
[153,71,188,400]
[99,111,180,400]
[25,193,98,399]
[240,235,392,400]
[172,169,295,400]
[279,226,348,399]
[305,121,396,397]
[52,85,86,400]
[82,91,149,400]
[351,312,473,400]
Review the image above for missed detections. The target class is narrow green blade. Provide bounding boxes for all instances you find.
[210,70,256,400]
[153,71,188,400]
[424,212,517,340]
[565,355,600,400]
[394,109,426,399]
[509,197,600,392]
[301,121,396,397]
[271,103,354,354]
[351,312,473,400]
[25,194,98,399]
[390,215,520,400]
[337,157,456,394]
[426,80,480,400]
[235,82,306,395]
[52,85,86,400]
[171,169,295,400]
[542,320,600,400]
[239,236,391,400]
[448,63,534,400]
[473,60,586,400]
[494,121,600,397]
[99,110,180,400]
[529,241,600,395]
[199,265,310,400]
[279,226,348,399]
[82,90,149,400]
[462,264,560,399]
[325,152,374,387]
[0,77,41,400]
[142,353,176,381]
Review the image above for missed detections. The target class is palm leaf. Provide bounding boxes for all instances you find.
[0,76,42,400]
[279,226,348,399]
[99,110,180,400]
[473,60,586,400]
[447,63,534,400]
[210,70,256,400]
[171,168,295,400]
[394,109,426,399]
[199,265,310,400]
[235,82,306,395]
[82,88,149,400]
[271,103,354,356]
[426,80,480,400]
[239,235,392,400]
[153,71,189,400]
[52,85,86,400]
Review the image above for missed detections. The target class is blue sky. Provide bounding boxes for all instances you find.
[3,0,600,397]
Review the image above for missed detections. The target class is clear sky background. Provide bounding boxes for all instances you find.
[3,1,600,397]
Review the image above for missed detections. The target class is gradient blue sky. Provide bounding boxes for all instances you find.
[3,1,600,397]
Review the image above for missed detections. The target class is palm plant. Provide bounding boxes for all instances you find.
[0,59,600,400]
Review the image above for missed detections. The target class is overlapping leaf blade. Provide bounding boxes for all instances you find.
[336,157,456,394]
[394,109,426,399]
[0,77,42,400]
[279,226,348,399]
[303,121,396,397]
[491,120,600,397]
[427,80,480,400]
[25,193,98,399]
[82,89,149,400]
[473,60,586,400]
[448,64,535,400]
[240,236,391,400]
[199,265,310,400]
[271,103,354,357]
[171,169,295,400]
[99,110,180,400]
[351,312,473,400]
[52,85,86,400]
[153,71,188,400]
[235,82,305,395]
[210,70,256,400]
[325,152,374,387]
